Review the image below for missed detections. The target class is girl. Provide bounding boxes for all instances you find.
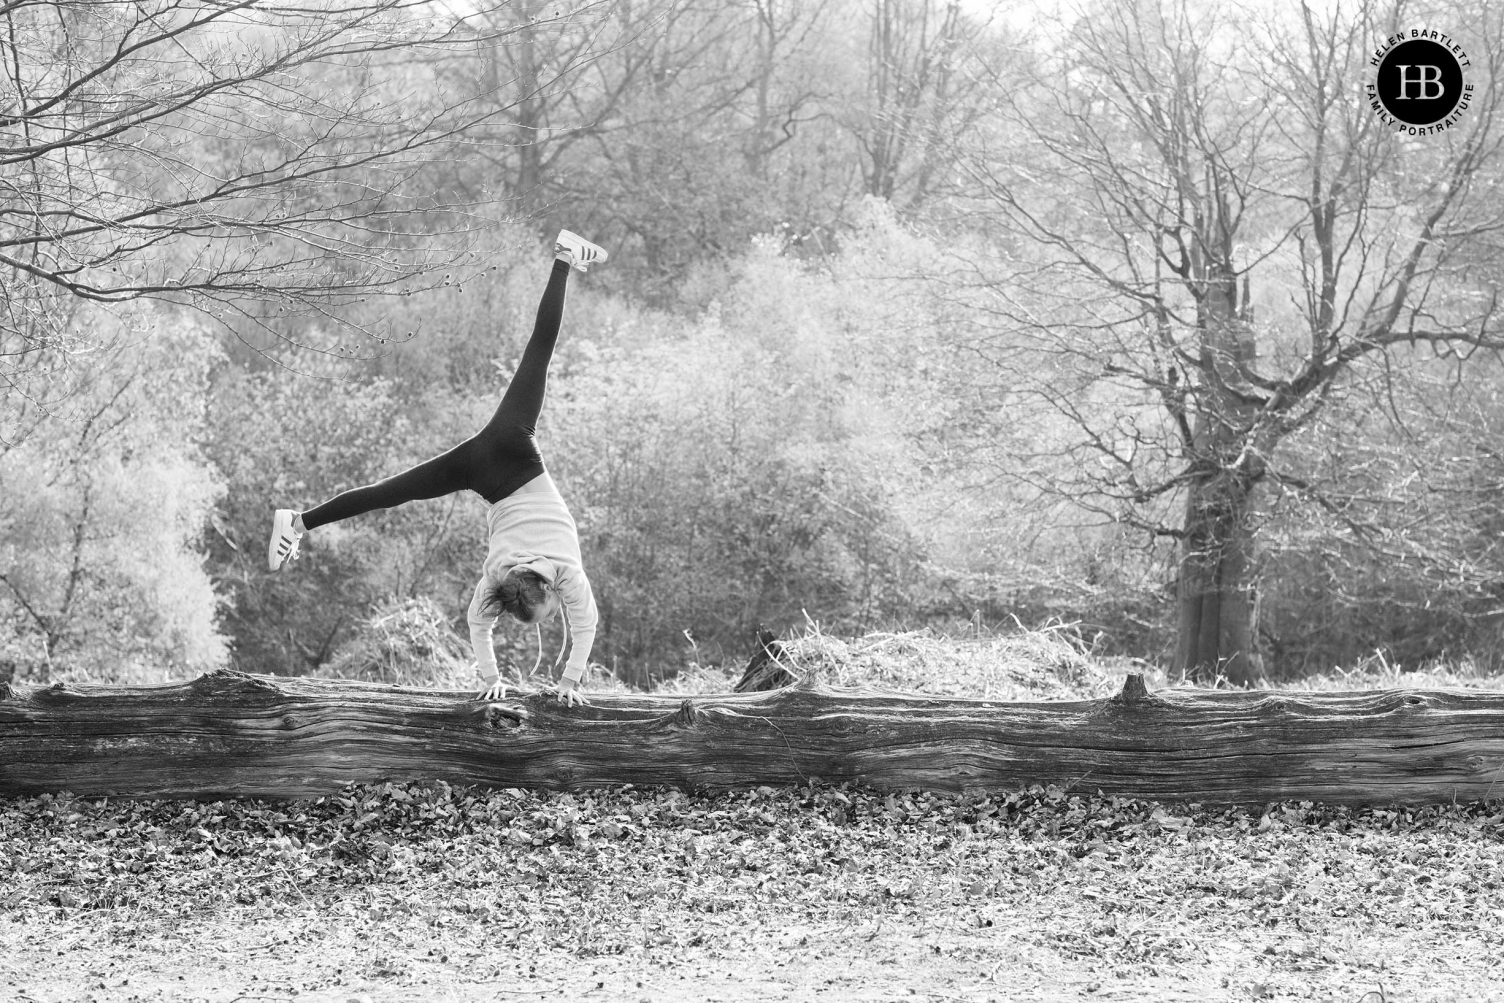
[266,230,608,705]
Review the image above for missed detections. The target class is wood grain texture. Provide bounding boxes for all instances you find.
[2,670,1503,805]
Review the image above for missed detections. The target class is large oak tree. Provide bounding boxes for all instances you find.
[960,0,1504,682]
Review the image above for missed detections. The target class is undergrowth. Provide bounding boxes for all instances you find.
[653,619,1504,700]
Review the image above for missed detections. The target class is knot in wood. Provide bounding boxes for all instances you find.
[675,699,702,727]
[189,669,285,699]
[36,681,83,704]
[479,703,526,728]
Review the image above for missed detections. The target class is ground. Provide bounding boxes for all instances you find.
[3,782,1501,1002]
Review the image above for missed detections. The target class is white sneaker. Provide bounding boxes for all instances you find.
[267,509,303,571]
[554,230,608,272]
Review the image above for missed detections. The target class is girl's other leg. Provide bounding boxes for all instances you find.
[299,439,483,531]
[267,438,481,570]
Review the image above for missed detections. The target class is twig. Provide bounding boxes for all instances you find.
[492,985,561,995]
[755,716,808,783]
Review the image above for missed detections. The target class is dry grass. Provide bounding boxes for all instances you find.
[317,607,1504,702]
[646,616,1118,700]
[312,596,474,690]
[763,618,1113,700]
[651,618,1504,703]
[1278,648,1504,693]
[751,621,1504,700]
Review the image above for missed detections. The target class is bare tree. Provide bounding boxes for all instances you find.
[0,0,604,426]
[960,0,1504,682]
[844,0,998,209]
[1257,352,1504,673]
[538,0,838,275]
[740,0,828,180]
[432,0,633,214]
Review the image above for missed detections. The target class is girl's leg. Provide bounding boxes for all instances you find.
[467,258,572,504]
[271,436,483,567]
[301,255,574,528]
[298,438,483,531]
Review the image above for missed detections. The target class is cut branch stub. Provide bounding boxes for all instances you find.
[2,668,1502,806]
[1115,672,1157,705]
[734,628,795,692]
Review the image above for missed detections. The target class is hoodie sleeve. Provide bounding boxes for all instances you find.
[555,567,599,684]
[467,578,500,682]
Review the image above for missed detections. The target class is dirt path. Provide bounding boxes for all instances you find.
[5,895,1496,1003]
[5,785,1503,1002]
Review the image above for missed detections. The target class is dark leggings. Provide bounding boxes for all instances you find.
[301,260,571,531]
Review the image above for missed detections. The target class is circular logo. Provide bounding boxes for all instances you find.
[1374,39,1464,126]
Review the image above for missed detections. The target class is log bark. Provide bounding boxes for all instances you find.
[3,670,1503,806]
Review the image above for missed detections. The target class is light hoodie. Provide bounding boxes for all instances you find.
[466,472,598,685]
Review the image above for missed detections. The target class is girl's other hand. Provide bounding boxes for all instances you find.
[477,678,510,701]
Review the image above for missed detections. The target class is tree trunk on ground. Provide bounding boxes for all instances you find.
[4,671,1502,806]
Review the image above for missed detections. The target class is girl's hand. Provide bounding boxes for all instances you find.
[477,678,510,701]
[552,677,588,707]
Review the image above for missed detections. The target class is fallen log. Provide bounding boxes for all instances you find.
[2,670,1502,805]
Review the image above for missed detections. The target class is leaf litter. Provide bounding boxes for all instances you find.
[4,779,1504,1001]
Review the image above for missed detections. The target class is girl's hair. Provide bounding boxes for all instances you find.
[481,568,551,623]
